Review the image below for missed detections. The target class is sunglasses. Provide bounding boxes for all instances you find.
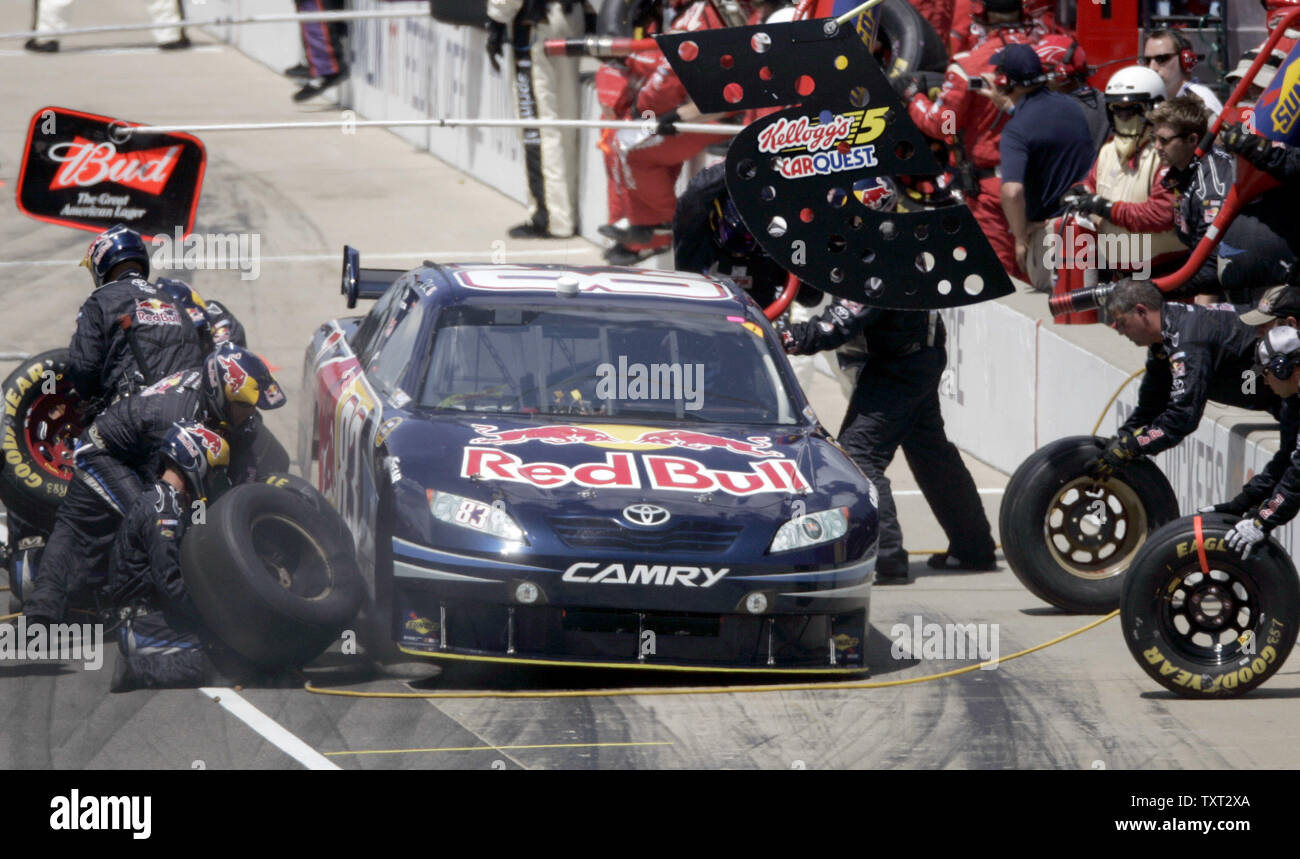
[1143,52,1177,66]
[1152,132,1188,146]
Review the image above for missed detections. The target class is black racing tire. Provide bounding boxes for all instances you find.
[180,482,364,669]
[999,435,1180,613]
[876,0,948,81]
[252,426,292,475]
[257,472,354,557]
[597,0,642,36]
[1121,512,1300,698]
[0,350,85,531]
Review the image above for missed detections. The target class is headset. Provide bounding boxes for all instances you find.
[1258,328,1300,381]
[1144,28,1198,75]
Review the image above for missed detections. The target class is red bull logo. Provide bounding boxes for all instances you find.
[217,352,251,400]
[630,429,780,458]
[468,424,781,458]
[470,424,619,446]
[134,298,181,326]
[189,425,228,462]
[461,449,808,496]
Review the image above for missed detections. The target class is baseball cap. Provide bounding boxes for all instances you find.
[1240,284,1300,325]
[993,43,1045,87]
[1226,49,1286,89]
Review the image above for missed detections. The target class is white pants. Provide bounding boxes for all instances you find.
[509,3,582,237]
[34,0,183,44]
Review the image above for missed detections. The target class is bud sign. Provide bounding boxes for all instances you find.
[16,106,206,239]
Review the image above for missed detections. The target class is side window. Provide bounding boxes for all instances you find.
[368,289,424,392]
[351,280,406,364]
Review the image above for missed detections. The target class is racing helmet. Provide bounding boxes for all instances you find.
[1257,325,1300,380]
[710,196,760,257]
[1104,65,1165,132]
[157,277,211,331]
[160,420,230,500]
[203,343,287,425]
[82,224,150,288]
[1034,34,1088,82]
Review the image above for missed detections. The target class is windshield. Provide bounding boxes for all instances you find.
[418,304,798,425]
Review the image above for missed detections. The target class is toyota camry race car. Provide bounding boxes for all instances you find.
[300,252,878,672]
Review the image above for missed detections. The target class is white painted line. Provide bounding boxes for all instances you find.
[894,488,1004,496]
[200,687,340,771]
[0,247,602,269]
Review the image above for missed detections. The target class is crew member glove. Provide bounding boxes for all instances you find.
[1225,516,1270,560]
[486,21,507,73]
[1086,428,1144,480]
[655,109,681,136]
[1198,498,1251,516]
[894,73,922,100]
[1219,122,1273,169]
[780,327,800,354]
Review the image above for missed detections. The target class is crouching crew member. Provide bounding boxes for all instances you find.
[106,422,237,691]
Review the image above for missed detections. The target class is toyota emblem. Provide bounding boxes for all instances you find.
[623,503,670,527]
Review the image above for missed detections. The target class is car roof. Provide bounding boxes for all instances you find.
[408,263,761,314]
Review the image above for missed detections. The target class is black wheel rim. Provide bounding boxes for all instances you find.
[249,514,333,600]
[1157,559,1262,666]
[1044,477,1148,580]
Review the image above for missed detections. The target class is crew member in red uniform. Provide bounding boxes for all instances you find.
[948,0,1060,56]
[903,15,1033,278]
[599,0,741,264]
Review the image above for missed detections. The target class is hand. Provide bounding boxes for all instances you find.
[1198,498,1250,516]
[1219,122,1272,167]
[1225,517,1269,560]
[780,327,800,355]
[1086,429,1143,480]
[1064,190,1112,219]
[1014,239,1029,275]
[486,21,507,72]
[655,109,680,136]
[894,73,921,100]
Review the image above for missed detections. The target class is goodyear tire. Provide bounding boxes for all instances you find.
[180,482,363,669]
[877,0,948,80]
[258,472,354,557]
[999,435,1179,613]
[0,350,85,531]
[252,426,292,475]
[1121,512,1300,698]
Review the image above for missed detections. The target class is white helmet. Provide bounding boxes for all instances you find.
[1104,65,1166,108]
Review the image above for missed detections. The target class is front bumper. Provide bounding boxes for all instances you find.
[390,537,873,672]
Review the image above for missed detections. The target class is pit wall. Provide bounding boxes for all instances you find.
[936,298,1300,554]
[197,2,1297,551]
[196,0,616,245]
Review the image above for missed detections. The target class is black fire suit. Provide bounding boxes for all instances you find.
[784,299,996,576]
[106,482,221,690]
[1120,303,1280,456]
[673,163,822,309]
[1216,397,1300,528]
[1216,140,1300,303]
[1168,147,1300,303]
[68,270,206,407]
[22,371,215,622]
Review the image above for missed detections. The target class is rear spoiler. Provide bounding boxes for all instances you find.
[341,245,406,309]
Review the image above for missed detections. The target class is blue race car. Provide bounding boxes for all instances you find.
[300,251,878,673]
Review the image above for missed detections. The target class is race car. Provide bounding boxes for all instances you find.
[300,251,879,672]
